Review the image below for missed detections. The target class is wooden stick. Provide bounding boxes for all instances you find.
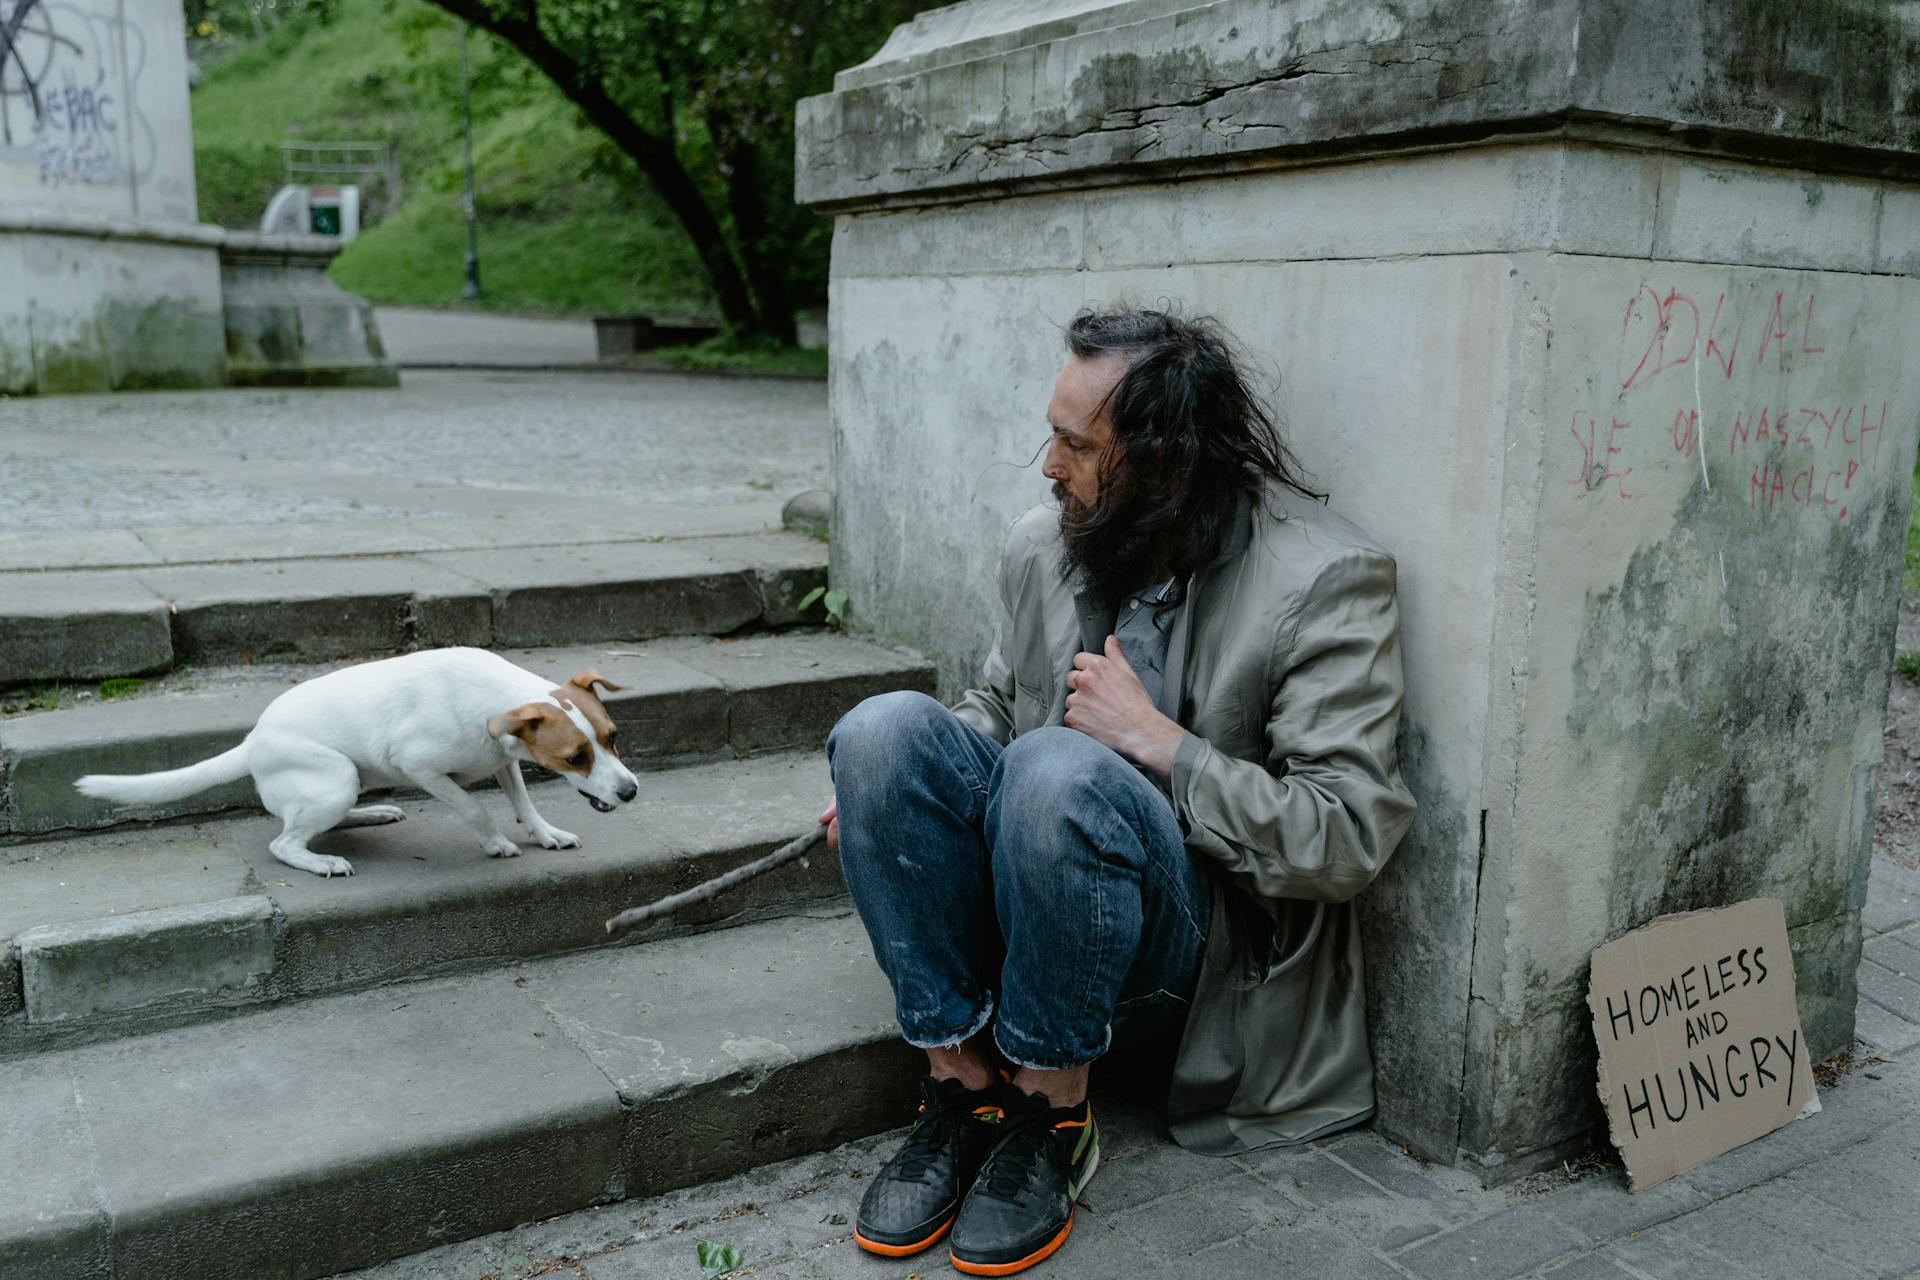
[604,826,829,935]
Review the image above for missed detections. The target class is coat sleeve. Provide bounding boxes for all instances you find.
[949,540,1018,746]
[1171,547,1416,904]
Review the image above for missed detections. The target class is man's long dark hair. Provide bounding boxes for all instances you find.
[1058,305,1323,612]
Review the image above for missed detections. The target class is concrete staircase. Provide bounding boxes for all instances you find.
[0,537,930,1279]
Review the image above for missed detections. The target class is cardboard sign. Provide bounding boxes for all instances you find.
[1587,898,1820,1192]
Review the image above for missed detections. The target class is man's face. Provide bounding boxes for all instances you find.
[1043,354,1126,511]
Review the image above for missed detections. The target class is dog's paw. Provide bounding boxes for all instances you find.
[533,826,580,850]
[484,834,521,858]
[355,804,406,824]
[315,855,355,878]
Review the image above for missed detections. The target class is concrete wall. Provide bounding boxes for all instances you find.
[820,137,1920,1172]
[0,0,223,392]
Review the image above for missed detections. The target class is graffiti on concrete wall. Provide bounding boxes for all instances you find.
[1567,282,1890,522]
[0,0,152,189]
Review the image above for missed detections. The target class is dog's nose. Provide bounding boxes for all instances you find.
[616,779,638,803]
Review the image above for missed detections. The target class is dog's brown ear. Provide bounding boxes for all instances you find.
[488,703,549,741]
[565,668,623,695]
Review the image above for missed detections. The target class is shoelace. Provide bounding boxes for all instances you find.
[893,1078,981,1185]
[977,1098,1061,1202]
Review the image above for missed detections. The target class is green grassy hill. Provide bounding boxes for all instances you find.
[190,0,711,318]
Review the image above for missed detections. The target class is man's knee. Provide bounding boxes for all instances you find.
[994,727,1132,821]
[827,690,944,762]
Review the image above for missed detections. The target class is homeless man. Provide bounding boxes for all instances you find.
[818,305,1417,1276]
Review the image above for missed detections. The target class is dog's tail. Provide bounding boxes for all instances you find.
[75,743,251,806]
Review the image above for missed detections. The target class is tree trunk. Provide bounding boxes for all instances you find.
[710,119,796,346]
[431,0,763,337]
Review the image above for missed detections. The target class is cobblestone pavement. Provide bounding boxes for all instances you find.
[334,852,1920,1280]
[0,369,827,568]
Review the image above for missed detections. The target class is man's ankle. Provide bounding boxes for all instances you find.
[926,1041,999,1092]
[1010,1064,1091,1108]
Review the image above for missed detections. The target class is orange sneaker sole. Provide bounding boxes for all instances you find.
[949,1211,1075,1276]
[853,1213,954,1258]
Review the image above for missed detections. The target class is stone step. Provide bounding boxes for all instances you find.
[0,532,828,686]
[0,909,916,1280]
[0,630,927,836]
[0,752,857,1057]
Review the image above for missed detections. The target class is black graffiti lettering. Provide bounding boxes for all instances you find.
[1736,947,1752,985]
[1752,946,1768,983]
[1681,966,1701,1009]
[1624,1075,1655,1139]
[1777,1030,1800,1106]
[1655,1068,1689,1124]
[1750,1036,1775,1087]
[1716,952,1737,993]
[1689,1056,1722,1109]
[1726,1042,1750,1097]
[1606,990,1635,1040]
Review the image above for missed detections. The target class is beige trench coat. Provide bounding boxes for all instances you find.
[950,483,1417,1153]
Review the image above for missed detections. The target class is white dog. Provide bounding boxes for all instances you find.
[75,648,639,878]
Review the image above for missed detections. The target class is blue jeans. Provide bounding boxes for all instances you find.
[826,691,1212,1070]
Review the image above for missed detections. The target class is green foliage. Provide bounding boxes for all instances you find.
[648,336,828,377]
[430,0,927,337]
[97,678,148,700]
[1896,651,1920,683]
[694,1239,744,1279]
[797,584,849,627]
[190,0,710,315]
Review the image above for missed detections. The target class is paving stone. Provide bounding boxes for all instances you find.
[1854,993,1920,1054]
[0,753,845,1056]
[1102,1168,1304,1256]
[1533,1251,1641,1279]
[0,1055,110,1279]
[1208,1221,1407,1279]
[1073,1109,1245,1214]
[1534,1167,1713,1242]
[135,557,483,665]
[1321,1132,1497,1214]
[1604,1221,1747,1279]
[1865,858,1920,934]
[40,973,624,1280]
[1854,958,1920,1021]
[1666,1188,1882,1279]
[1393,1202,1590,1280]
[1234,1142,1469,1251]
[648,631,936,754]
[16,895,276,1025]
[0,571,172,684]
[0,684,269,833]
[1791,1131,1920,1247]
[419,539,820,648]
[1866,924,1920,973]
[511,911,917,1199]
[0,528,152,573]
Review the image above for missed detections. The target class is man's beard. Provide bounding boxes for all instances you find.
[1056,480,1161,610]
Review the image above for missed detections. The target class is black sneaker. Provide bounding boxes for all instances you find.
[949,1091,1099,1276]
[853,1075,1008,1257]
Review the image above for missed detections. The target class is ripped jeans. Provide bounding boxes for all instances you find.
[826,691,1212,1071]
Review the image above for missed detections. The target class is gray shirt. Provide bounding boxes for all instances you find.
[1115,579,1180,790]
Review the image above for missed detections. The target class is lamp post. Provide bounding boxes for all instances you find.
[458,20,483,301]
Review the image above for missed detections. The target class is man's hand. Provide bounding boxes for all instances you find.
[818,793,840,851]
[1065,635,1185,777]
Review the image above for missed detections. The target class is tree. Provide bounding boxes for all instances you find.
[424,0,920,344]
